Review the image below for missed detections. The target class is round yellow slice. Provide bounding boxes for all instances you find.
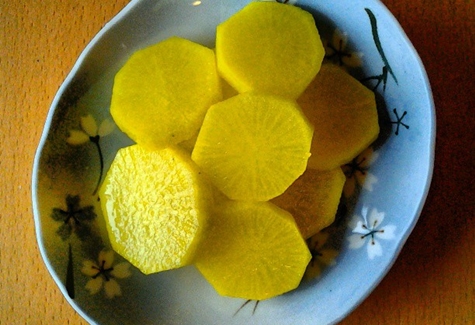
[99,145,213,274]
[195,200,311,300]
[216,2,325,99]
[110,36,222,150]
[272,167,345,239]
[298,64,379,170]
[191,92,313,201]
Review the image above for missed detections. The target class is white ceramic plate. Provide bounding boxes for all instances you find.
[32,0,435,324]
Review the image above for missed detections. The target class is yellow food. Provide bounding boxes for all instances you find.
[191,92,313,201]
[195,200,311,300]
[110,36,222,150]
[216,1,325,99]
[99,145,213,274]
[103,1,381,299]
[298,64,379,170]
[272,167,346,239]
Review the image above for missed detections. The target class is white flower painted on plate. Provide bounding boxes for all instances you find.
[305,231,339,279]
[347,206,396,259]
[67,114,115,145]
[342,147,379,198]
[324,29,363,68]
[81,250,131,298]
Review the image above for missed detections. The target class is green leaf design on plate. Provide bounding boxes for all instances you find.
[362,8,398,91]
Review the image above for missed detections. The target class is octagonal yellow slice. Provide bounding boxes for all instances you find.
[195,200,311,300]
[298,64,379,170]
[99,145,213,274]
[110,36,222,150]
[191,92,313,201]
[272,167,345,239]
[216,2,324,99]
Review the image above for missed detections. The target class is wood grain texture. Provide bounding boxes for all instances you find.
[0,1,130,325]
[1,0,473,324]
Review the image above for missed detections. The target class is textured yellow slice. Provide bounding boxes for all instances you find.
[110,36,222,150]
[191,92,313,201]
[272,167,345,239]
[216,2,324,99]
[99,145,213,274]
[298,64,379,170]
[195,201,311,300]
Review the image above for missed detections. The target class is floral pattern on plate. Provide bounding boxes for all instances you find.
[47,3,399,304]
[347,206,397,259]
[32,1,434,324]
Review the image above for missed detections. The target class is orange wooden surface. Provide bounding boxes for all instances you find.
[1,0,474,324]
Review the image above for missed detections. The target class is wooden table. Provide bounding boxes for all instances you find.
[1,0,474,324]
